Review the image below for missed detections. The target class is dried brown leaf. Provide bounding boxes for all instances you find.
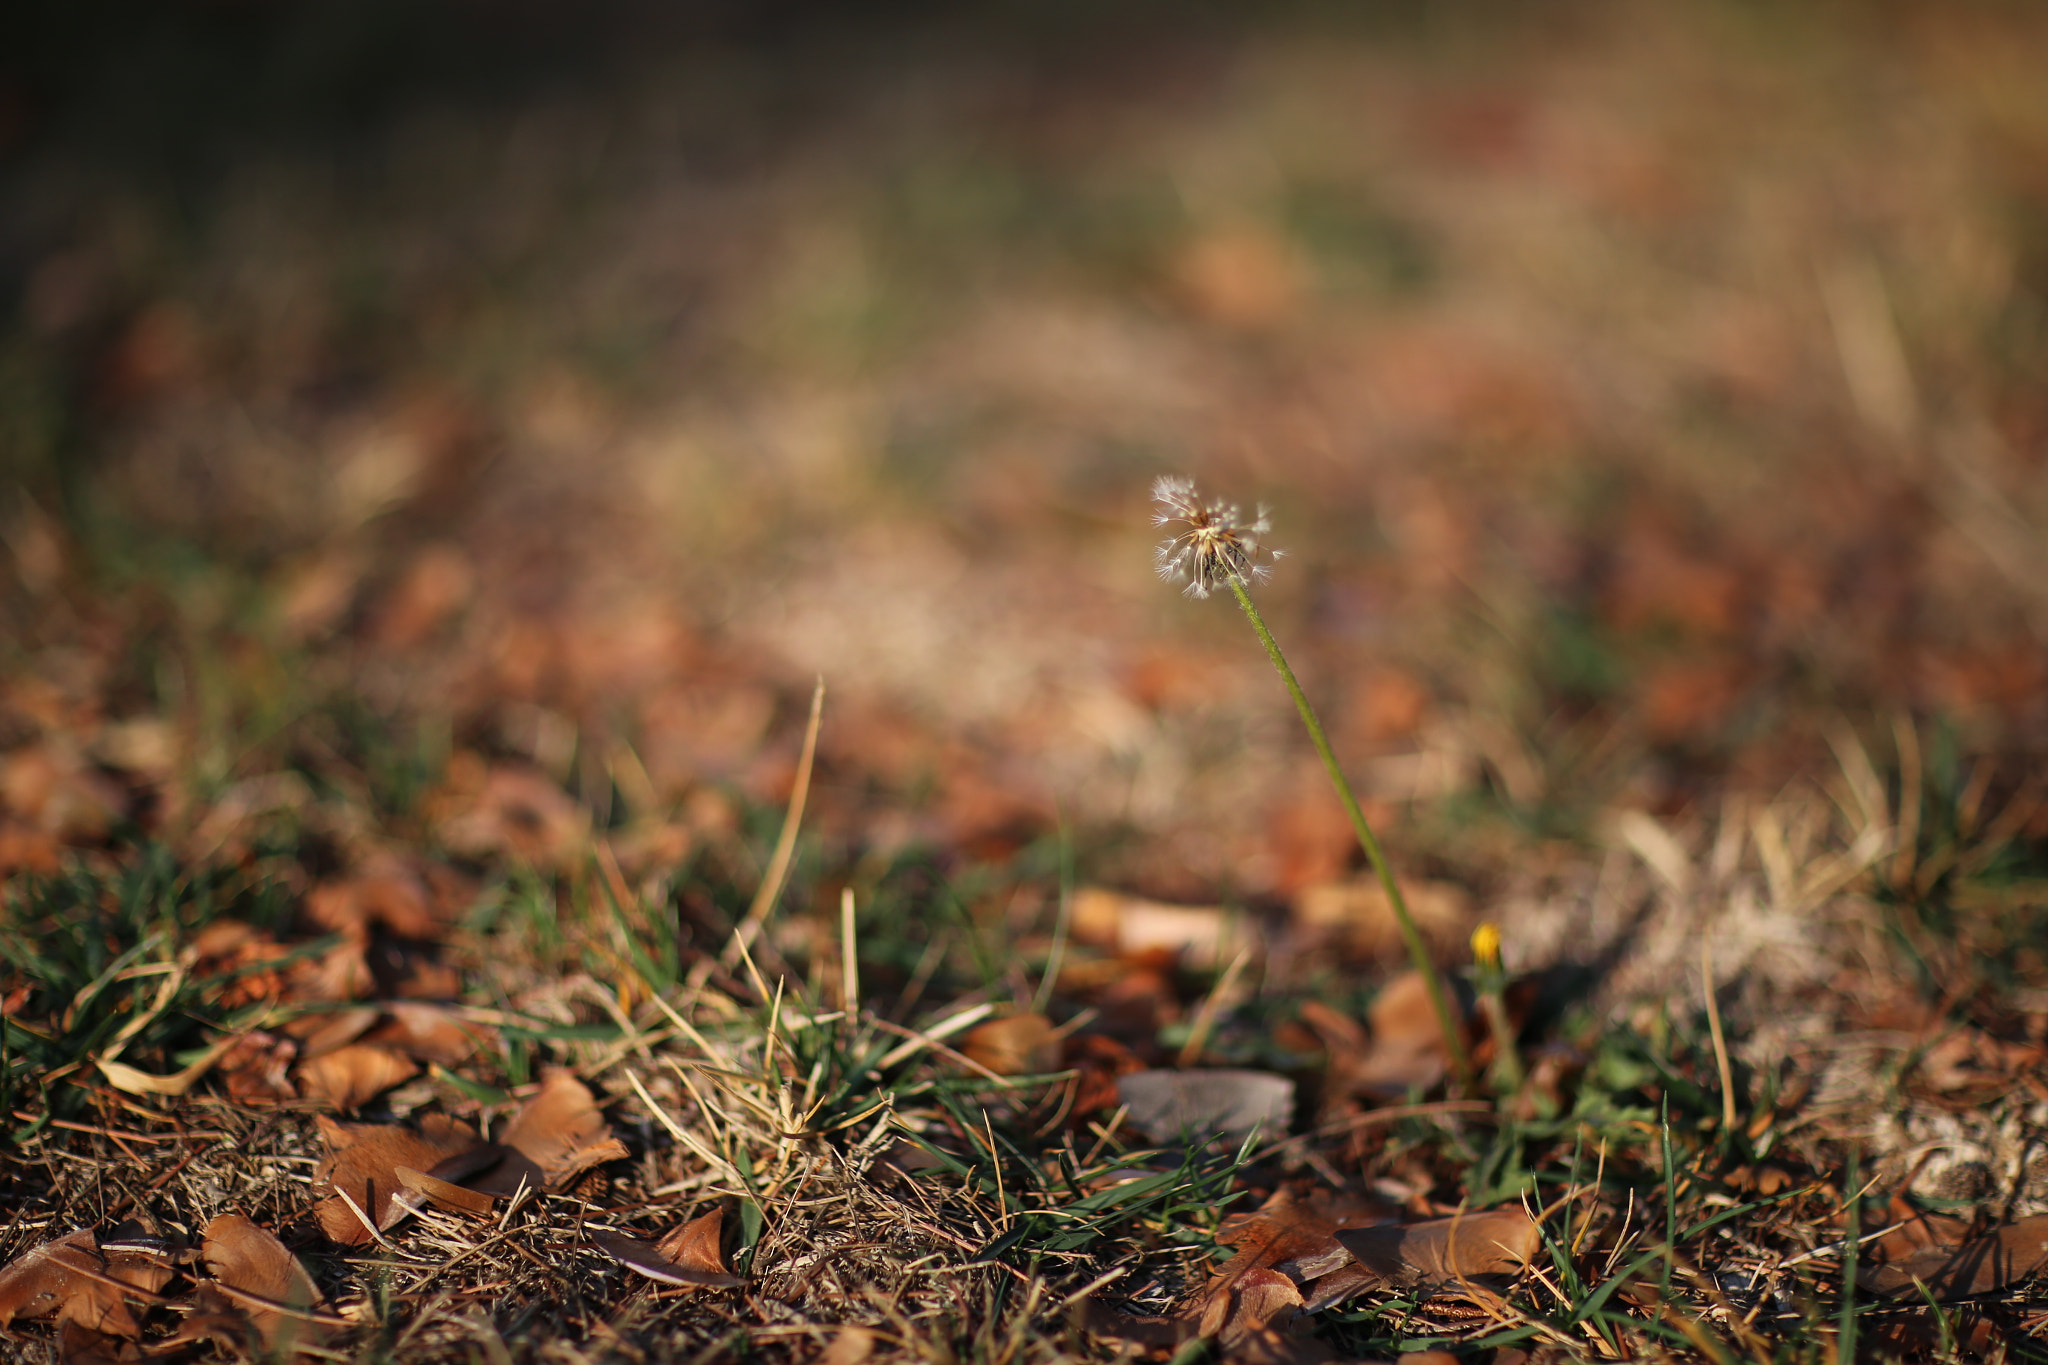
[655,1207,733,1279]
[589,1227,742,1289]
[360,1001,494,1066]
[56,1321,142,1364]
[1290,878,1470,963]
[1869,1195,1972,1264]
[157,1291,264,1355]
[470,1068,627,1195]
[392,1165,498,1217]
[435,764,588,870]
[314,1114,494,1244]
[290,937,374,1003]
[1325,970,1474,1098]
[819,1325,877,1365]
[1199,1267,1303,1341]
[285,1006,381,1060]
[1192,1188,1393,1337]
[303,860,444,942]
[295,1043,419,1112]
[1075,1298,1195,1347]
[200,1214,327,1353]
[961,1013,1059,1076]
[0,1229,163,1337]
[1334,1208,1541,1288]
[217,1030,299,1105]
[97,1036,238,1097]
[1858,1212,2048,1299]
[1069,887,1247,967]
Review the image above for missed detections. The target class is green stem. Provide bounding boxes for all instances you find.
[1226,575,1473,1088]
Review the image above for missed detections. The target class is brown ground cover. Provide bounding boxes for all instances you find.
[5,2,2048,1360]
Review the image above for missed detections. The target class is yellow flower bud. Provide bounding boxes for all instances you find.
[1471,921,1502,971]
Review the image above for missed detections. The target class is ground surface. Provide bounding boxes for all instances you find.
[5,2,2048,1361]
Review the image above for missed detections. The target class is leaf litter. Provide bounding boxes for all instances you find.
[12,11,2048,1353]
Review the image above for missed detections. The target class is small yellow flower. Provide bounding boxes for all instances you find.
[1471,922,1502,971]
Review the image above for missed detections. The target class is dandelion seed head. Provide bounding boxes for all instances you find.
[1151,474,1279,599]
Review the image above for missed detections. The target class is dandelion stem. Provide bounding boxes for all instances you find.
[1225,574,1472,1088]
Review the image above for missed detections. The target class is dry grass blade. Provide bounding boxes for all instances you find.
[714,674,824,974]
[97,1035,239,1097]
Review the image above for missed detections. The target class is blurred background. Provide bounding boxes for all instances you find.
[4,0,2048,910]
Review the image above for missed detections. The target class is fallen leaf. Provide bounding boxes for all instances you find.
[1908,1026,2042,1105]
[1192,1187,1394,1338]
[383,946,464,1000]
[200,1214,328,1353]
[0,820,60,875]
[1325,970,1474,1098]
[296,1044,420,1112]
[1064,1032,1146,1120]
[1334,1208,1541,1288]
[368,543,474,649]
[190,920,292,1010]
[1081,958,1183,1043]
[289,936,374,1004]
[285,1006,381,1060]
[434,763,588,870]
[0,741,125,841]
[1172,222,1303,329]
[470,1068,628,1195]
[589,1225,742,1289]
[1858,1212,2048,1299]
[656,1207,735,1279]
[962,1013,1060,1076]
[1118,1069,1293,1147]
[56,1321,142,1364]
[1076,1297,1196,1347]
[360,1001,494,1066]
[1225,1321,1347,1365]
[1199,1266,1303,1341]
[1070,888,1249,968]
[392,1166,498,1217]
[302,857,450,942]
[155,1294,253,1356]
[819,1325,876,1365]
[314,1114,496,1244]
[1290,879,1470,963]
[0,1228,167,1337]
[1868,1194,1973,1265]
[217,1031,299,1105]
